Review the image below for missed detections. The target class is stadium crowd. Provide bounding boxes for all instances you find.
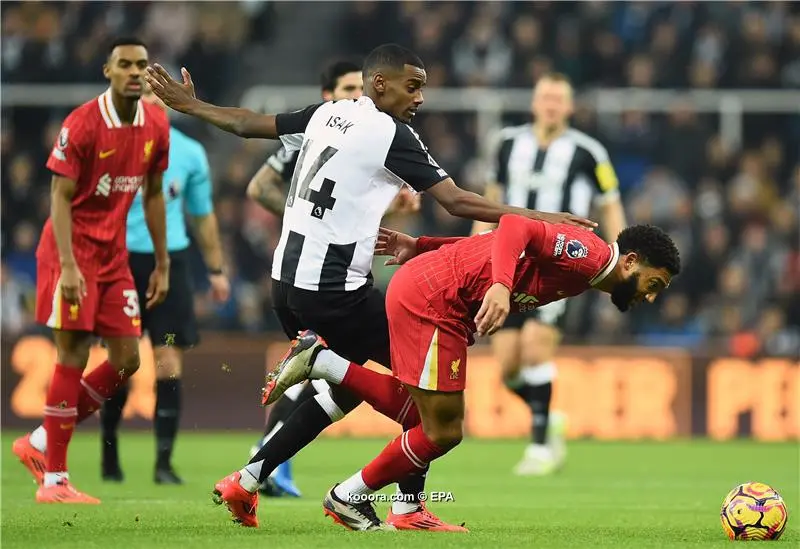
[2,1,798,358]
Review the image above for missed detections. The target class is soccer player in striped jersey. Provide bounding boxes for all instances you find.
[99,85,230,485]
[472,73,627,476]
[244,60,364,498]
[268,220,680,530]
[145,43,594,530]
[244,60,419,499]
[12,37,170,503]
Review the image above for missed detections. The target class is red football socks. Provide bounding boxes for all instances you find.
[340,364,420,429]
[43,364,83,473]
[361,424,447,490]
[77,360,127,422]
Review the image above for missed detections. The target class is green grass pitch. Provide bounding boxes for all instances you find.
[1,432,797,548]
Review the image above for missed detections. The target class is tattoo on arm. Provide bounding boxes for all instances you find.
[247,165,287,215]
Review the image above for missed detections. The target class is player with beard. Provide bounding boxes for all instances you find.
[265,219,680,529]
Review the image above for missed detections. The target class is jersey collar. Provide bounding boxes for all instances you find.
[356,96,376,109]
[98,88,145,128]
[590,242,619,287]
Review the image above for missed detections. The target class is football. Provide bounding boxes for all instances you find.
[720,482,788,540]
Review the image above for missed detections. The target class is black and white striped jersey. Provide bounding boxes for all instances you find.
[271,96,448,292]
[488,125,619,218]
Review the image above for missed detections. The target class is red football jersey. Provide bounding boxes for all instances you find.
[411,216,617,333]
[38,88,170,280]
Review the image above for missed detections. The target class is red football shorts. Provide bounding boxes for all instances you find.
[386,270,468,393]
[35,264,142,338]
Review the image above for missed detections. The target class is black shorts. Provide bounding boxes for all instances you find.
[501,299,568,331]
[129,249,198,349]
[271,279,390,368]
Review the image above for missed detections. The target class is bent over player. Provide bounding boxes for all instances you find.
[267,217,680,529]
[99,86,230,485]
[146,43,594,530]
[12,37,170,504]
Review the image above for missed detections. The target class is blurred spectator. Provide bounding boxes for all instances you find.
[452,17,512,87]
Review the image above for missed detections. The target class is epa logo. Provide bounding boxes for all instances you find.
[95,173,112,197]
[566,239,588,259]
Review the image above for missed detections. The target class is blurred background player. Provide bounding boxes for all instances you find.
[99,85,230,485]
[11,37,170,503]
[472,73,626,476]
[244,59,418,498]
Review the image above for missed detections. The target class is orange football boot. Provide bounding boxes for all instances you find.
[386,502,468,532]
[12,434,46,485]
[36,480,100,504]
[212,472,259,527]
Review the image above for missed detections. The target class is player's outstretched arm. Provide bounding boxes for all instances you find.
[246,164,287,215]
[145,64,278,139]
[470,182,503,236]
[375,227,464,265]
[426,178,597,229]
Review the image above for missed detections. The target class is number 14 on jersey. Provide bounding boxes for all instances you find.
[287,140,338,219]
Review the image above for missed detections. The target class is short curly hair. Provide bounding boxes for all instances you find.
[616,225,681,276]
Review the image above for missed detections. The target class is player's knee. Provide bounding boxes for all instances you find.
[109,351,140,377]
[423,421,463,450]
[419,396,464,450]
[520,323,560,365]
[500,356,522,383]
[154,346,182,379]
[57,347,91,369]
[55,333,92,368]
[122,353,141,376]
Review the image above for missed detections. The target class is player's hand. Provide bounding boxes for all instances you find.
[386,187,421,215]
[144,64,197,114]
[475,283,511,337]
[375,227,418,266]
[59,263,87,305]
[145,264,170,309]
[209,273,231,303]
[535,211,598,230]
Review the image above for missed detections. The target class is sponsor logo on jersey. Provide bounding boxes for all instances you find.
[96,173,144,197]
[566,239,588,259]
[96,173,112,197]
[554,233,565,257]
[512,292,539,304]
